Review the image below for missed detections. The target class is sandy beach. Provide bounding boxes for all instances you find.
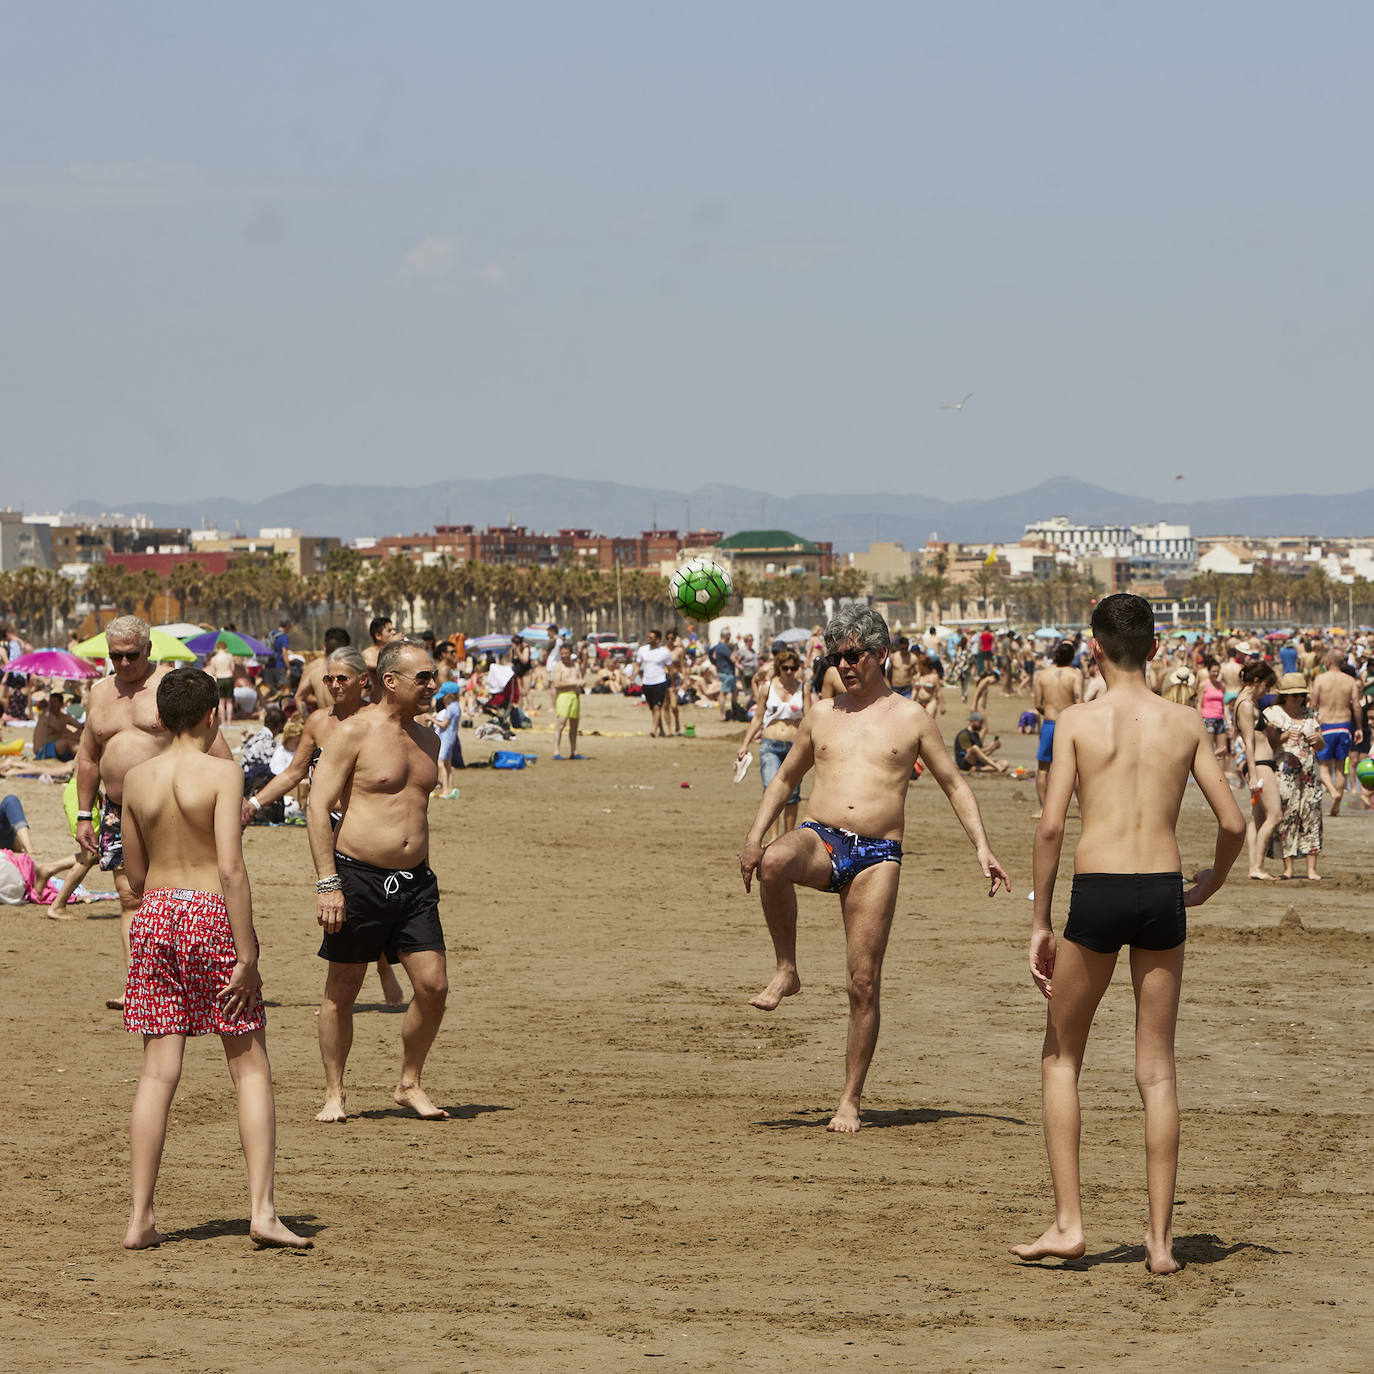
[3,690,1372,1371]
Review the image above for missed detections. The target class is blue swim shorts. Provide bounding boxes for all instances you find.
[1037,719,1056,766]
[800,820,902,893]
[1317,724,1352,764]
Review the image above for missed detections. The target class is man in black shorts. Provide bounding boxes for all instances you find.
[307,638,450,1122]
[635,629,674,738]
[1012,594,1244,1275]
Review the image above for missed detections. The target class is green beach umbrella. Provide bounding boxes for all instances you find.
[74,628,197,662]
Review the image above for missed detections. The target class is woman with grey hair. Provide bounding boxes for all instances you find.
[244,645,406,1007]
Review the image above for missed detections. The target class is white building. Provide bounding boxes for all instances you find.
[1024,517,1197,574]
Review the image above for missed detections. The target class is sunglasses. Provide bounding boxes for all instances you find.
[389,669,438,685]
[109,648,146,662]
[776,659,800,671]
[827,648,868,668]
[321,674,357,685]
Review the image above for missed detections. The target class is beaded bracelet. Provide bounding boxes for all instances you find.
[316,874,343,894]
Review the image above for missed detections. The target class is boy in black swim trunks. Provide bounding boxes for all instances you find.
[1012,593,1244,1276]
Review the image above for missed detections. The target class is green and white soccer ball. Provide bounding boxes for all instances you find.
[669,557,734,622]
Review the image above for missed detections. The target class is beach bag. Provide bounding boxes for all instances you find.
[492,750,527,770]
[62,775,99,837]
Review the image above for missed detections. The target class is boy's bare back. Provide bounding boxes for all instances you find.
[124,749,243,893]
[1053,686,1228,875]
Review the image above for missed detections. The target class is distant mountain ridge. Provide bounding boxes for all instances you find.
[63,475,1374,550]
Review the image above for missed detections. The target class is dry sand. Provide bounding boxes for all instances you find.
[3,690,1372,1372]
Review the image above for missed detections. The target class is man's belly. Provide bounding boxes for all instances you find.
[99,730,166,803]
[335,801,431,869]
[806,782,906,842]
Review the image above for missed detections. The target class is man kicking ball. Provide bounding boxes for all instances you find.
[737,606,1010,1132]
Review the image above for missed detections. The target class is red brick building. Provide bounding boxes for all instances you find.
[373,525,723,571]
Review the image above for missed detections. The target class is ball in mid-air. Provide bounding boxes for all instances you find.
[669,557,734,622]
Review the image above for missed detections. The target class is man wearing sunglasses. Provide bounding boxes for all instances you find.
[738,605,1010,1133]
[307,638,450,1124]
[75,614,234,1010]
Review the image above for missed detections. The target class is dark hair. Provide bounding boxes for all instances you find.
[323,626,351,652]
[157,668,218,734]
[1053,640,1076,667]
[1241,661,1276,688]
[369,616,392,641]
[264,706,286,734]
[1090,593,1155,667]
[1201,655,1218,670]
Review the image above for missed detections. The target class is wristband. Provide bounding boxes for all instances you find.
[76,810,93,821]
[316,874,343,894]
[248,796,261,812]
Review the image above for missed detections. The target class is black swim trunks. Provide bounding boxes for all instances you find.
[318,850,445,965]
[1063,872,1185,954]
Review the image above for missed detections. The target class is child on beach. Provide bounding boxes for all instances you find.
[1013,594,1244,1275]
[119,667,310,1251]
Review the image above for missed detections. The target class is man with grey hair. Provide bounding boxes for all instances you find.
[308,637,450,1123]
[75,614,233,1009]
[738,604,1010,1132]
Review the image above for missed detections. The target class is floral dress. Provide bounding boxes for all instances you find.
[1267,706,1323,858]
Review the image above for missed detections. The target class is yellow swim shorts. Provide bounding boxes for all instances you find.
[555,690,581,720]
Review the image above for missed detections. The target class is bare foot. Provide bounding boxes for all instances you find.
[1305,873,1323,881]
[1248,871,1276,881]
[314,1095,347,1124]
[106,996,124,1011]
[394,1084,449,1119]
[748,968,801,1011]
[1010,1222,1086,1261]
[122,1220,166,1250]
[1145,1236,1181,1275]
[251,1215,314,1249]
[47,905,84,920]
[826,1102,862,1133]
[378,966,406,1008]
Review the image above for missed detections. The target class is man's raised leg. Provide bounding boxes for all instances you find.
[829,863,901,1132]
[394,948,449,1119]
[1131,944,1184,1275]
[317,961,367,1122]
[749,827,832,1010]
[1011,939,1117,1260]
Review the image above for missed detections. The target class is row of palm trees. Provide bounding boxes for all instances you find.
[1185,566,1374,627]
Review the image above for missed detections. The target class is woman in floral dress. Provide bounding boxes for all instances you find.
[1266,672,1324,880]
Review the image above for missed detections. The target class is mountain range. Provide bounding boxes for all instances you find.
[64,475,1374,551]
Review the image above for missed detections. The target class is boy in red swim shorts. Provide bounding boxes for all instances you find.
[120,667,310,1251]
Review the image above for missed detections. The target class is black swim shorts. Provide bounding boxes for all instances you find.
[318,850,445,965]
[642,681,668,708]
[1063,872,1185,954]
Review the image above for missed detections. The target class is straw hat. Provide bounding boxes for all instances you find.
[1276,672,1308,695]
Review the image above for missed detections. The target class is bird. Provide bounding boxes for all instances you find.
[941,392,973,410]
[1174,474,1184,481]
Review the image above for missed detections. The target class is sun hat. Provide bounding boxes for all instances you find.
[1276,672,1308,694]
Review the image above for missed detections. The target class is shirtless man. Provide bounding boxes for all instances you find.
[1309,651,1363,816]
[307,639,448,1123]
[887,637,917,699]
[1012,593,1244,1275]
[76,615,232,1008]
[1082,656,1106,703]
[206,640,236,726]
[362,616,399,698]
[295,626,351,717]
[548,641,585,759]
[1032,641,1083,819]
[33,690,83,761]
[738,606,1010,1133]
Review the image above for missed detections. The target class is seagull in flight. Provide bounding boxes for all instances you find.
[941,392,973,410]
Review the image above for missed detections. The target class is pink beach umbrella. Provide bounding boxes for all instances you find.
[3,650,102,679]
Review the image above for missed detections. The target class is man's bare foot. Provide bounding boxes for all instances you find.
[1248,870,1276,881]
[379,966,406,1008]
[1305,872,1322,880]
[748,969,801,1011]
[394,1084,449,1119]
[106,996,124,1011]
[47,905,84,920]
[122,1220,165,1250]
[251,1215,314,1249]
[1145,1235,1181,1275]
[827,1102,862,1133]
[1010,1221,1086,1262]
[314,1095,347,1123]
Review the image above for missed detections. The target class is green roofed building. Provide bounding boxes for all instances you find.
[718,529,836,586]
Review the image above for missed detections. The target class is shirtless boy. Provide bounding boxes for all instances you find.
[1032,641,1083,818]
[549,641,586,759]
[120,668,309,1251]
[308,639,449,1123]
[738,606,1010,1133]
[75,615,231,1008]
[1309,651,1363,816]
[1012,594,1244,1275]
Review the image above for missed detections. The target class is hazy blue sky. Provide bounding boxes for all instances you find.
[4,2,1371,511]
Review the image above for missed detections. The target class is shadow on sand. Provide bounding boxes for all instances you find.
[158,1214,325,1245]
[754,1105,1026,1130]
[1017,1233,1286,1273]
[353,1102,513,1122]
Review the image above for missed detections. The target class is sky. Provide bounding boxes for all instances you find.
[4,2,1372,512]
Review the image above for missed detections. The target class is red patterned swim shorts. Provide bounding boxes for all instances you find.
[124,888,265,1037]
